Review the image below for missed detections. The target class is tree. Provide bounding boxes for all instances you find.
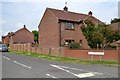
[84,20,95,27]
[90,32,104,48]
[82,25,104,48]
[111,18,120,24]
[32,30,38,43]
[113,30,120,41]
[82,20,103,48]
[98,24,120,47]
[81,20,120,49]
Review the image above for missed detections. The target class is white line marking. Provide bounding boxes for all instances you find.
[46,74,57,78]
[50,64,103,78]
[76,72,95,78]
[56,65,103,75]
[50,64,80,78]
[13,61,32,69]
[3,56,10,60]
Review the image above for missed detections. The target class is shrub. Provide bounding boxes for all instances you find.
[110,44,117,48]
[69,42,80,49]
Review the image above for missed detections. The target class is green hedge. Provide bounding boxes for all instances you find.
[69,42,80,49]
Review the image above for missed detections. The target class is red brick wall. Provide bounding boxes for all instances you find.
[31,47,37,53]
[39,9,60,47]
[10,43,119,62]
[21,44,24,51]
[64,50,90,60]
[64,49,118,61]
[118,46,120,62]
[26,43,31,52]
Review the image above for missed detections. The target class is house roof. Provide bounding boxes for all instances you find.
[14,25,32,35]
[2,32,14,39]
[2,36,6,39]
[12,25,34,43]
[110,22,120,31]
[47,8,102,23]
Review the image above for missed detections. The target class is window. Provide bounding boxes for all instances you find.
[71,23,75,29]
[65,22,75,30]
[66,23,70,29]
[65,40,74,43]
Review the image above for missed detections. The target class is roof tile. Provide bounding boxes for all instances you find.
[47,8,102,23]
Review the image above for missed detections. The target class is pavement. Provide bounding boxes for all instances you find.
[1,52,119,79]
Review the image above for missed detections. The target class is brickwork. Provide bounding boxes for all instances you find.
[64,49,118,61]
[60,22,89,49]
[39,9,60,47]
[10,43,119,62]
[38,8,89,49]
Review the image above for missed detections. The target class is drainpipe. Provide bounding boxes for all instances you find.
[58,20,62,59]
[58,20,61,47]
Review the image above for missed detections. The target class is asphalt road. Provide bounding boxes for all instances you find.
[1,52,119,78]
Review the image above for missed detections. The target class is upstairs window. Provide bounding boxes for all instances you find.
[71,23,75,29]
[65,22,75,30]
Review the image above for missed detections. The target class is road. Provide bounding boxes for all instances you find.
[1,52,119,79]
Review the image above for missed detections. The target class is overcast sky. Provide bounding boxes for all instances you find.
[0,0,120,41]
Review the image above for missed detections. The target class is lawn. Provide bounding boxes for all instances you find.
[10,50,120,66]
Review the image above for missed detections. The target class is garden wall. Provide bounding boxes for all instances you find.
[10,43,119,62]
[64,49,118,61]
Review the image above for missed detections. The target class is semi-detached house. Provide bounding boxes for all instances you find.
[2,25,34,46]
[38,7,102,49]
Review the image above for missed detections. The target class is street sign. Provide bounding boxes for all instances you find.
[88,52,104,55]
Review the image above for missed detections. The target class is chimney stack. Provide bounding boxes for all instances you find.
[8,32,11,37]
[23,25,26,28]
[63,6,68,11]
[88,11,92,16]
[8,32,10,35]
[63,2,68,11]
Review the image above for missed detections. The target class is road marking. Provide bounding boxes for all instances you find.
[3,56,10,60]
[13,61,32,69]
[50,64,79,78]
[56,65,85,72]
[55,65,103,75]
[46,73,57,79]
[50,64,103,78]
[76,72,95,78]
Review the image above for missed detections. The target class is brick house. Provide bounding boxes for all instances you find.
[110,22,120,45]
[38,7,102,49]
[110,22,120,31]
[2,32,14,46]
[3,25,34,46]
[2,35,9,45]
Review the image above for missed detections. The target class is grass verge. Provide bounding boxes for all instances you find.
[9,50,120,66]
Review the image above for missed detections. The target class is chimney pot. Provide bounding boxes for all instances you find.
[63,6,68,11]
[88,11,92,16]
[8,32,10,34]
[23,25,26,28]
